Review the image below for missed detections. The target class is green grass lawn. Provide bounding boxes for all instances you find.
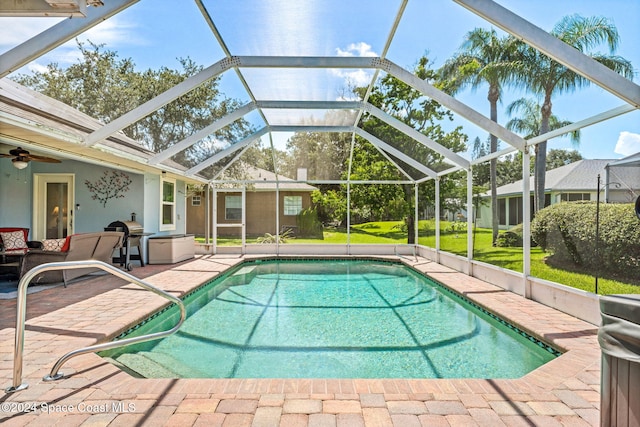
[197,220,639,295]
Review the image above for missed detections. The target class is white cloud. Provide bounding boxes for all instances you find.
[335,42,377,58]
[330,42,378,89]
[614,131,640,156]
[0,17,62,53]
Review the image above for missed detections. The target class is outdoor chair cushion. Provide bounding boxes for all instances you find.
[41,238,67,252]
[0,230,28,251]
[19,231,123,286]
[0,227,41,251]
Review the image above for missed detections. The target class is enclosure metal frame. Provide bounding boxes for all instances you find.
[1,0,639,287]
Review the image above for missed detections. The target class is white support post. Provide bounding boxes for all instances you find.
[276,184,280,256]
[241,187,246,254]
[347,181,351,254]
[435,177,440,262]
[522,148,531,298]
[467,169,473,275]
[212,185,217,255]
[414,184,419,247]
[205,184,210,246]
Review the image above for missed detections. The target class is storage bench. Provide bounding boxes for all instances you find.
[148,234,195,264]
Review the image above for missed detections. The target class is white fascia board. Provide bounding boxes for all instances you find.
[355,128,437,179]
[383,59,526,151]
[84,57,235,147]
[364,103,470,169]
[454,0,640,108]
[0,111,83,144]
[148,102,256,165]
[0,0,138,78]
[185,127,269,176]
[0,0,86,17]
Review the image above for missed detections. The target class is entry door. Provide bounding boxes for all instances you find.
[33,174,75,240]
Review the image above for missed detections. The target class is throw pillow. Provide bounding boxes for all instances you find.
[42,238,67,252]
[0,230,27,251]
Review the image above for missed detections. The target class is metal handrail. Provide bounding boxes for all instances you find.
[395,244,418,263]
[6,260,186,393]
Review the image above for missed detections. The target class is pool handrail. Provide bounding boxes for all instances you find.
[5,259,186,394]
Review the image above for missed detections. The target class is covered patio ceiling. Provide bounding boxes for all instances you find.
[0,0,639,185]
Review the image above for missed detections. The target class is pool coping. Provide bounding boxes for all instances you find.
[0,254,602,425]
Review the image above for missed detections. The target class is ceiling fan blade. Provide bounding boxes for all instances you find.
[28,155,61,163]
[0,153,14,158]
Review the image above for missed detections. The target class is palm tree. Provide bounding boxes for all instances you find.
[440,28,520,246]
[506,97,580,144]
[506,98,580,189]
[514,15,634,213]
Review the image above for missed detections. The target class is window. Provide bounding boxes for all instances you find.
[560,193,591,202]
[225,195,242,220]
[191,195,201,206]
[284,196,302,216]
[498,199,506,226]
[509,197,522,226]
[160,178,176,231]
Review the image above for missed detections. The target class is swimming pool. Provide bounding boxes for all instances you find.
[101,259,559,379]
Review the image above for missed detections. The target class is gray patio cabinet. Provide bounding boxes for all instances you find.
[598,294,640,427]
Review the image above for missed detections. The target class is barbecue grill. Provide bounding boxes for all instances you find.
[104,220,151,270]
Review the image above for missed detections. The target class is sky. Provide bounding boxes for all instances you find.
[0,0,639,162]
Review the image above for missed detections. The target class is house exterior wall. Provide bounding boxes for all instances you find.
[0,158,187,245]
[476,189,634,229]
[187,190,312,237]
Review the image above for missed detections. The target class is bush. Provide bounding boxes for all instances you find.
[495,231,521,247]
[296,207,324,239]
[531,202,640,273]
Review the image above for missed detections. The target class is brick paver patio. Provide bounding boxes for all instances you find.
[0,255,602,426]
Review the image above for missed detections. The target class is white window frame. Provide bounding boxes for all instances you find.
[191,195,201,206]
[160,177,176,231]
[284,195,302,216]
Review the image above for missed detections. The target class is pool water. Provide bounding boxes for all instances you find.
[101,259,558,379]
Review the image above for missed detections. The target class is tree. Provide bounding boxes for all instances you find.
[284,132,351,181]
[514,15,633,213]
[440,28,520,246]
[505,97,581,173]
[14,41,252,175]
[356,55,467,242]
[546,149,583,171]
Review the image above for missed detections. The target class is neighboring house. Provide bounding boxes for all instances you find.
[0,78,200,262]
[187,166,317,238]
[476,159,640,229]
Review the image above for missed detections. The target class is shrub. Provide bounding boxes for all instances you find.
[495,231,521,247]
[531,202,640,273]
[296,207,324,239]
[257,228,294,244]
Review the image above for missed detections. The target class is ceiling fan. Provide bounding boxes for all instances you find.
[0,147,61,169]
